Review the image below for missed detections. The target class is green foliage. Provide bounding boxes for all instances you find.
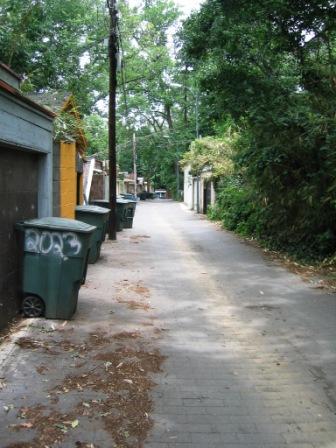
[117,0,180,129]
[208,177,257,235]
[0,0,199,196]
[53,111,79,142]
[182,0,336,261]
[180,130,236,177]
[83,114,108,159]
[0,0,109,113]
[116,0,199,194]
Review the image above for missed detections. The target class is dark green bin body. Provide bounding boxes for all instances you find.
[16,217,95,320]
[91,199,125,232]
[120,199,137,229]
[75,205,110,264]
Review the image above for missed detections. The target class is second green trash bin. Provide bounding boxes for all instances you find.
[75,205,110,263]
[91,199,125,232]
[16,217,96,320]
[121,199,137,229]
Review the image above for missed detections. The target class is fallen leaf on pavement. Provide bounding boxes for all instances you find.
[19,422,34,429]
[71,419,79,428]
[54,423,68,433]
[3,404,14,412]
[104,361,112,371]
[75,442,96,448]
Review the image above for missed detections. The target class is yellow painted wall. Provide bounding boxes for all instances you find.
[60,141,76,219]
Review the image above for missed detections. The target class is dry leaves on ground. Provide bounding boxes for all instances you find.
[8,329,166,448]
[117,299,152,311]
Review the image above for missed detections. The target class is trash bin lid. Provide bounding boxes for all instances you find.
[76,205,110,215]
[119,194,138,201]
[19,217,96,233]
[119,199,136,205]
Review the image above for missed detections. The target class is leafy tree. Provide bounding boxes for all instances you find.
[83,114,108,158]
[182,0,336,260]
[117,0,179,129]
[180,134,236,178]
[0,0,218,198]
[115,0,198,196]
[0,0,109,113]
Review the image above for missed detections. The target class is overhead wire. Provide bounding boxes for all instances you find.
[109,2,196,156]
[117,137,194,150]
[117,20,129,117]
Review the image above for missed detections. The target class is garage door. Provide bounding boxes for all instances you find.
[0,146,39,329]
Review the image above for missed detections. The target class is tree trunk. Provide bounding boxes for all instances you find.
[183,65,188,125]
[165,104,173,130]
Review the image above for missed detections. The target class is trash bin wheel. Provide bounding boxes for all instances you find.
[22,296,45,318]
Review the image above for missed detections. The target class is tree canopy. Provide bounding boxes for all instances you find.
[0,0,109,113]
[0,0,198,195]
[181,134,235,178]
[181,0,336,260]
[1,0,336,259]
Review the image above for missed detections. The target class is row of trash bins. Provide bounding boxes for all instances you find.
[16,198,137,321]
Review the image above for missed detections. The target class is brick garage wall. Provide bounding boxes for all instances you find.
[0,146,38,329]
[90,174,105,201]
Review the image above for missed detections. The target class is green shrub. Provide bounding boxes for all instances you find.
[209,176,257,235]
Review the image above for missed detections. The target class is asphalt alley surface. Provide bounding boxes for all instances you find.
[0,199,336,448]
[136,200,336,448]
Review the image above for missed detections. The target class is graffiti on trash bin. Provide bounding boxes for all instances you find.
[25,229,82,258]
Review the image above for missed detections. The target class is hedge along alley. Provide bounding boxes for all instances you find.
[1,200,336,448]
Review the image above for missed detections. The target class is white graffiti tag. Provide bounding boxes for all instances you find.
[62,232,82,256]
[25,229,40,253]
[25,229,82,258]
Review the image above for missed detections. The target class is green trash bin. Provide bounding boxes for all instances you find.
[122,199,137,229]
[117,198,132,229]
[91,199,125,232]
[75,205,110,264]
[16,217,96,320]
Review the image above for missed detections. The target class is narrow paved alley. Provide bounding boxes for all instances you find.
[1,200,336,448]
[138,201,336,448]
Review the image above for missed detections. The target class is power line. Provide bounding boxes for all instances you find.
[116,21,129,117]
[117,138,194,151]
[116,125,196,146]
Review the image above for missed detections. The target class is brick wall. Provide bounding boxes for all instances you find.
[90,174,105,201]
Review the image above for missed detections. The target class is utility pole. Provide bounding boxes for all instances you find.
[195,89,200,213]
[132,132,137,198]
[183,65,188,125]
[195,90,200,139]
[107,0,118,240]
[176,152,180,199]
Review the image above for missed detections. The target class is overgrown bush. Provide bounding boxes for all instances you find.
[208,176,257,235]
[183,0,336,263]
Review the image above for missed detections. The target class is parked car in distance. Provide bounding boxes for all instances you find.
[120,193,138,201]
[154,189,167,199]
